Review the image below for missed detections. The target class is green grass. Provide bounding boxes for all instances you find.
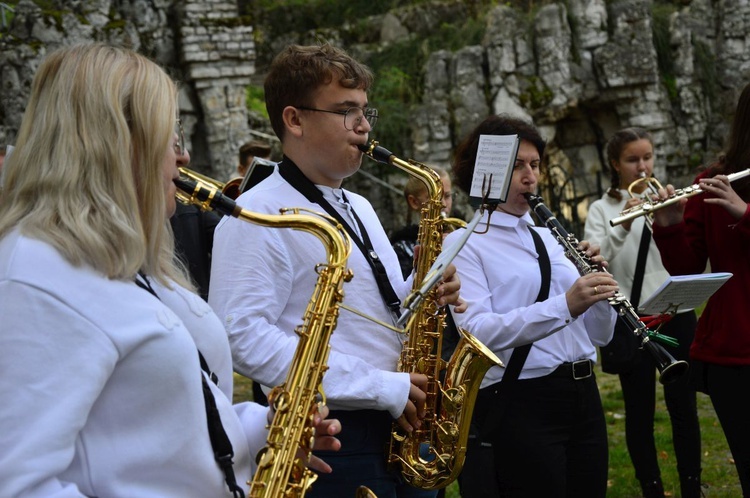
[597,364,741,497]
[233,364,741,497]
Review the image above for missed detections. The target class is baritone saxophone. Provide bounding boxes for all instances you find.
[359,142,503,490]
[174,171,353,498]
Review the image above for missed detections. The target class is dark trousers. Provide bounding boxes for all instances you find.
[619,312,702,493]
[705,362,750,497]
[460,366,608,498]
[309,409,437,498]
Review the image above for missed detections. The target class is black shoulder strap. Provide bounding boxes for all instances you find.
[278,157,401,315]
[501,226,551,384]
[199,351,244,498]
[134,272,243,498]
[630,223,651,309]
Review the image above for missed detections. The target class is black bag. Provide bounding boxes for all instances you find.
[599,319,640,374]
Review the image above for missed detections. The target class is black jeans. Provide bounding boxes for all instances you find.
[705,362,750,496]
[461,365,608,498]
[309,409,437,498]
[618,312,702,489]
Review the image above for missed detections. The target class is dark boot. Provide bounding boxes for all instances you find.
[680,474,704,498]
[640,478,665,498]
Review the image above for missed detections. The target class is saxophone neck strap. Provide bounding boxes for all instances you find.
[134,272,243,498]
[278,157,402,316]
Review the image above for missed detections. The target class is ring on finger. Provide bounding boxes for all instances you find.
[594,285,600,295]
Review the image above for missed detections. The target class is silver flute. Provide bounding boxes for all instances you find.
[610,168,750,227]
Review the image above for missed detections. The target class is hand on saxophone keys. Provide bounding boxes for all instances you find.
[396,373,428,433]
[410,245,465,309]
[305,404,343,474]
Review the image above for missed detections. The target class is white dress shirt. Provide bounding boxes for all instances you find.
[445,210,616,388]
[0,229,267,497]
[209,167,414,419]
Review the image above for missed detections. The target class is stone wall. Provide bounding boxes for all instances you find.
[2,0,750,234]
[0,0,257,182]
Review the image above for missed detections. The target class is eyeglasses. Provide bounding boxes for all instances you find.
[297,106,378,130]
[174,118,185,156]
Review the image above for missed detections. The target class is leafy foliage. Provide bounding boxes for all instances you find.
[246,84,268,118]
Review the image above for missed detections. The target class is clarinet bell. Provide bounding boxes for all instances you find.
[642,339,689,384]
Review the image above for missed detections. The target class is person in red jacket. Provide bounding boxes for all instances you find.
[652,82,750,496]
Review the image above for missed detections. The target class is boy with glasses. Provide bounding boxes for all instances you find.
[209,43,463,497]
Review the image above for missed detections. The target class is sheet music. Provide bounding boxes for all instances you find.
[469,134,519,207]
[638,272,732,315]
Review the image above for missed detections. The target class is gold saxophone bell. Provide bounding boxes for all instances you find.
[355,486,378,498]
[360,140,502,490]
[440,212,467,233]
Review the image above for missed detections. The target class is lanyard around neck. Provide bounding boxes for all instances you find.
[277,157,402,316]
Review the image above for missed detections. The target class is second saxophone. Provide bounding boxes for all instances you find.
[360,141,502,490]
[174,173,354,498]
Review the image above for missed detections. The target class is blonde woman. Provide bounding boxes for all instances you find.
[0,43,339,497]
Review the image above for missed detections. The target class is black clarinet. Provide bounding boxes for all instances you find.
[524,193,688,384]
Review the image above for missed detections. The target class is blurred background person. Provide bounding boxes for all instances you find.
[390,167,454,278]
[234,139,273,181]
[584,127,701,498]
[170,199,221,301]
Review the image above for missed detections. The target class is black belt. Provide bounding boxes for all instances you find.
[547,359,594,380]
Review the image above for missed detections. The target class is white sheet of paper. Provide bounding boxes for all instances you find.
[469,134,519,204]
[638,272,733,315]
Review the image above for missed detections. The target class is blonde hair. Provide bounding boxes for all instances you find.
[0,43,190,288]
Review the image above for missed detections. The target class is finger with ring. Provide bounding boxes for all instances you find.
[594,285,599,295]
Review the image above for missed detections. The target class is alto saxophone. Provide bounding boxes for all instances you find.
[174,174,353,498]
[359,142,502,490]
[524,193,689,384]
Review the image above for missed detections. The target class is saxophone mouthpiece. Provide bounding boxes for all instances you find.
[174,177,241,218]
[359,140,394,164]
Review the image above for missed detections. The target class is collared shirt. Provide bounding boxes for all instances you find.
[445,210,616,388]
[209,167,414,418]
[0,229,266,497]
